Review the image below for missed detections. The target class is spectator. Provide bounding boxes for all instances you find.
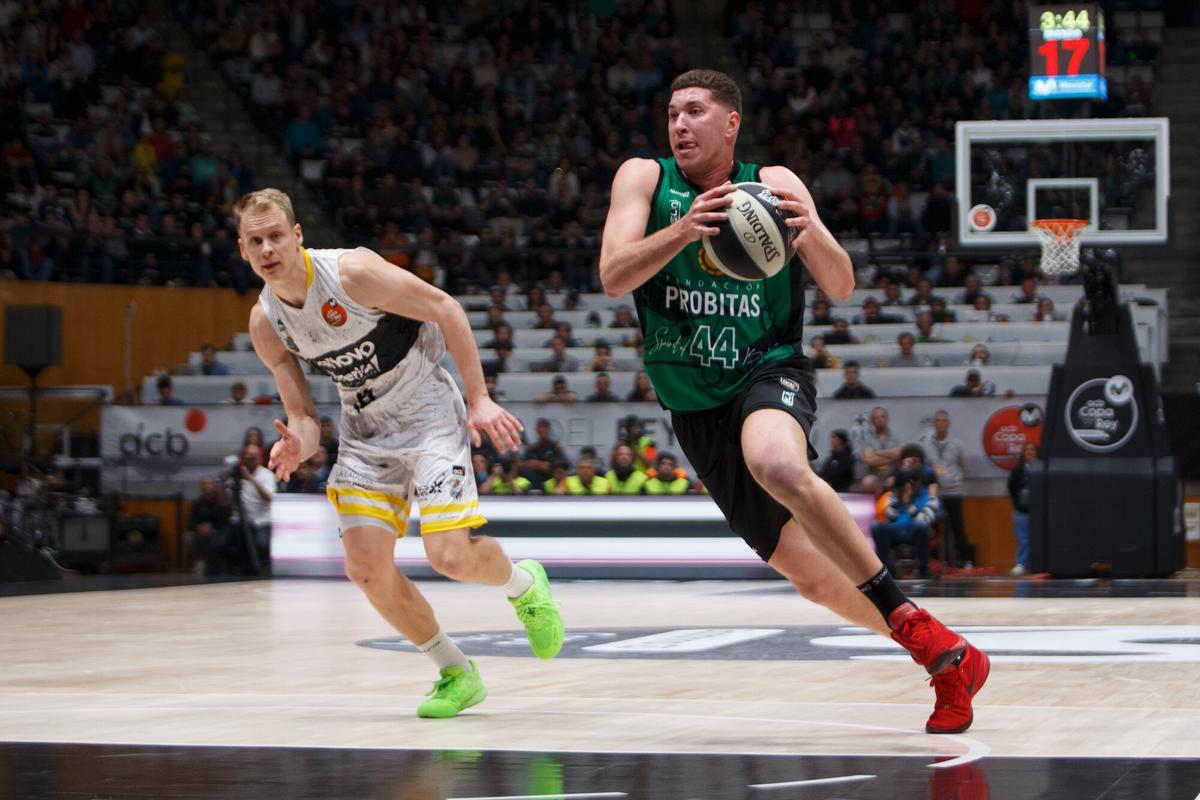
[871,453,941,579]
[919,410,973,569]
[484,373,507,403]
[833,361,875,399]
[818,429,855,492]
[907,278,939,307]
[627,371,658,403]
[225,380,248,404]
[227,444,275,572]
[156,374,184,405]
[534,374,579,404]
[243,427,265,448]
[950,369,996,397]
[541,459,571,495]
[914,312,943,343]
[1033,297,1059,322]
[963,293,997,323]
[588,340,616,372]
[610,304,637,329]
[199,343,230,376]
[544,321,579,348]
[928,296,957,323]
[856,296,903,325]
[967,344,991,367]
[182,475,230,576]
[1008,441,1038,576]
[824,318,857,345]
[308,446,332,483]
[861,406,902,480]
[888,332,921,367]
[810,298,835,325]
[284,460,325,493]
[620,414,657,470]
[319,416,339,463]
[532,303,557,330]
[956,274,992,307]
[606,443,649,495]
[481,457,531,495]
[559,456,612,495]
[645,452,693,495]
[880,280,905,307]
[1012,276,1041,304]
[483,322,514,349]
[519,418,565,486]
[809,335,836,369]
[587,372,619,403]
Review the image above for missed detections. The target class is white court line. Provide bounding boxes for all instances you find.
[0,695,989,770]
[750,774,876,790]
[448,794,626,800]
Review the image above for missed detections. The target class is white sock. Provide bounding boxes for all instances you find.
[502,562,534,599]
[416,629,471,671]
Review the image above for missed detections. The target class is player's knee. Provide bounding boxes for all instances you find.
[343,545,387,588]
[425,540,468,579]
[790,573,835,608]
[750,455,818,503]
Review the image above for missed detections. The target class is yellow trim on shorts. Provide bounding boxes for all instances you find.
[327,486,411,516]
[420,500,480,516]
[333,503,405,530]
[420,514,487,535]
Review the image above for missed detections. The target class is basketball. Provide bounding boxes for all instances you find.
[701,182,796,281]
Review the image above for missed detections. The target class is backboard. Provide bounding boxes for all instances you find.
[956,118,1169,247]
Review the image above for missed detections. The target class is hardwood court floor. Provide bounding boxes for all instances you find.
[2,577,1199,798]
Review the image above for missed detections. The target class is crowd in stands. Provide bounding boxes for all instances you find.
[2,2,1157,293]
[1,0,261,288]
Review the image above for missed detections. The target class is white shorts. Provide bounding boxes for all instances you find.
[325,369,484,537]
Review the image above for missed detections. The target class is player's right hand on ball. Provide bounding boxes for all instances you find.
[678,182,736,242]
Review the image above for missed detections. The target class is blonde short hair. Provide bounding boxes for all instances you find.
[233,188,296,231]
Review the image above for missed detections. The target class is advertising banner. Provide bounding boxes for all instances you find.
[102,397,1046,495]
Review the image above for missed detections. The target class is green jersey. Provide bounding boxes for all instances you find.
[634,158,807,412]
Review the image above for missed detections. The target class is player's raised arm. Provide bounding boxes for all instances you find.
[248,304,321,481]
[760,165,854,301]
[599,158,737,297]
[338,247,524,453]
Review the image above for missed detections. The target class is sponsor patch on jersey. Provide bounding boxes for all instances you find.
[321,299,348,327]
[779,377,799,391]
[781,390,795,407]
[696,244,724,277]
[452,465,466,477]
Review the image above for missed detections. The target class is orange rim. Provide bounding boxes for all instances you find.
[1031,219,1088,239]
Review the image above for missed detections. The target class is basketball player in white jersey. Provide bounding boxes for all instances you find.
[235,188,563,718]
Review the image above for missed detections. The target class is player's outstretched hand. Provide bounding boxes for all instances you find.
[469,397,524,454]
[268,418,303,482]
[678,181,737,242]
[767,186,816,246]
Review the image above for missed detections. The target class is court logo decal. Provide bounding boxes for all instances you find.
[1066,375,1138,453]
[358,625,1200,663]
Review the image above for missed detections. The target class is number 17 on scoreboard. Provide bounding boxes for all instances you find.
[1029,4,1107,101]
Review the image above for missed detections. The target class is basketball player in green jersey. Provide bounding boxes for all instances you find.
[600,69,988,734]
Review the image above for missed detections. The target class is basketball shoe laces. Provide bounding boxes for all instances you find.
[929,662,968,711]
[892,609,937,664]
[426,667,473,702]
[513,593,561,633]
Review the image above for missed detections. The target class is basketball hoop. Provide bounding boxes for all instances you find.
[1031,219,1088,276]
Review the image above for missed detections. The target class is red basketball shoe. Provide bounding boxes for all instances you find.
[926,643,990,734]
[888,603,967,675]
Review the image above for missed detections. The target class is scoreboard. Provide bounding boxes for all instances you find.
[1028,4,1107,101]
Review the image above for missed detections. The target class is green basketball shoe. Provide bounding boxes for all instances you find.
[416,661,487,719]
[509,559,564,659]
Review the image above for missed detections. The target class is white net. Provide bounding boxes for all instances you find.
[1030,219,1087,276]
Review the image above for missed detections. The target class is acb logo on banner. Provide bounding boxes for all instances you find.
[982,403,1044,470]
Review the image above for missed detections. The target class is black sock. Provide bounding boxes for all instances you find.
[857,567,913,625]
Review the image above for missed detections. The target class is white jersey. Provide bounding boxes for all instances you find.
[257,248,482,535]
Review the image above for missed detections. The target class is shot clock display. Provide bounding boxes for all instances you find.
[1029,4,1107,100]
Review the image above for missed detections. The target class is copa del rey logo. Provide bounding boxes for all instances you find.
[321,298,347,327]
